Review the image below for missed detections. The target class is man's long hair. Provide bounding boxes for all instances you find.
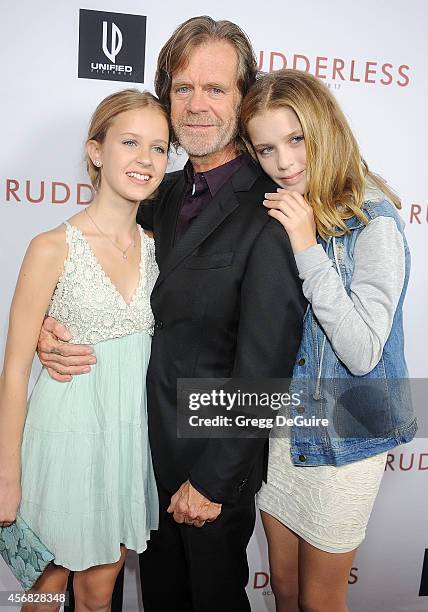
[155,16,258,151]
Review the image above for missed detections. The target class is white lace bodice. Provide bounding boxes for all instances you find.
[48,221,158,344]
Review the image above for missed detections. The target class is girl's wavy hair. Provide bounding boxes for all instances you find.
[240,69,401,238]
[86,89,170,190]
[154,15,258,151]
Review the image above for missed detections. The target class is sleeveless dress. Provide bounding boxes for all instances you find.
[18,221,159,571]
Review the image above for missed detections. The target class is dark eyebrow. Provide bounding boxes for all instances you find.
[171,80,229,89]
[205,82,227,89]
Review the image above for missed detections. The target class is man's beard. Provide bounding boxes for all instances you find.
[172,111,239,157]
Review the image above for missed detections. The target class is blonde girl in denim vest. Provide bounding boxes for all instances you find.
[241,70,416,612]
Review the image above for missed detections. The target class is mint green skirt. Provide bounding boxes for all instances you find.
[19,332,158,571]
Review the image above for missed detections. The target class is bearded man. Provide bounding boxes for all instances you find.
[38,16,306,611]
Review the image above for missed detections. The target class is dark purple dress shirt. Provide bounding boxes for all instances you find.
[174,154,246,242]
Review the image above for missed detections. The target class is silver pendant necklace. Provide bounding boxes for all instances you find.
[84,207,137,260]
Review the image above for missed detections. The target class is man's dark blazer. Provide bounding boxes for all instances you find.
[137,156,307,505]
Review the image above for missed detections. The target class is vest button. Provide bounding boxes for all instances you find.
[298,454,306,462]
[155,320,164,329]
[298,358,306,366]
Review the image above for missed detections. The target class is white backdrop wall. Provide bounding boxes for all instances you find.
[1,1,427,610]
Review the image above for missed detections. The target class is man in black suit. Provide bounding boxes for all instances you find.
[39,16,306,612]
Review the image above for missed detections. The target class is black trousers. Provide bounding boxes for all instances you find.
[139,481,256,612]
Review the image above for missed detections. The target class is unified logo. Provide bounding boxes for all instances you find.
[78,9,146,83]
[102,21,122,64]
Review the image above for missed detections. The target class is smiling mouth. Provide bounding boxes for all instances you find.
[126,172,151,182]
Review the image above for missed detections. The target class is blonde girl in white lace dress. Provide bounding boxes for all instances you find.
[0,90,169,609]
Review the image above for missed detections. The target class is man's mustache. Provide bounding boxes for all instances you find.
[176,114,222,127]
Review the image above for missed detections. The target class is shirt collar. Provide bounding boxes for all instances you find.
[184,155,247,198]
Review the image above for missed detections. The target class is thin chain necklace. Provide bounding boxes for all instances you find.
[85,207,137,260]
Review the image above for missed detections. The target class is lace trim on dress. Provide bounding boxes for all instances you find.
[47,221,158,344]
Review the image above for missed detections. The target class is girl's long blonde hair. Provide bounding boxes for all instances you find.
[240,69,400,238]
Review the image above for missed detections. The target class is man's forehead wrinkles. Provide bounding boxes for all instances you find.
[172,65,237,86]
[171,76,232,88]
[171,44,238,86]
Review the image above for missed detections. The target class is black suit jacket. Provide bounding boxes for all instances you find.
[137,157,307,505]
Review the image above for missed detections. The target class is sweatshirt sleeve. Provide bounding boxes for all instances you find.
[294,216,405,375]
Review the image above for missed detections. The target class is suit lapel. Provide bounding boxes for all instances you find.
[155,177,186,270]
[154,157,262,289]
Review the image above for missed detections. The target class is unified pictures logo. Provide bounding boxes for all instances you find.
[102,21,122,63]
[78,9,146,83]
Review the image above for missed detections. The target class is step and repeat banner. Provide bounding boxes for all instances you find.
[1,1,427,610]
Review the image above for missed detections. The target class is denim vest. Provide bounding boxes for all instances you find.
[288,199,417,466]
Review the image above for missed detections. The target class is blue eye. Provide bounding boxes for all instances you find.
[123,139,137,146]
[256,146,274,156]
[176,86,190,94]
[290,135,304,145]
[153,145,166,154]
